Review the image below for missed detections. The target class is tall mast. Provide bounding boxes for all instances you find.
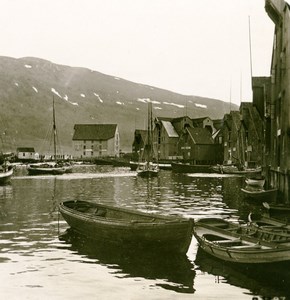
[52,96,57,162]
[248,16,253,93]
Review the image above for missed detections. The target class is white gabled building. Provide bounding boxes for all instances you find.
[72,124,120,159]
[16,147,39,161]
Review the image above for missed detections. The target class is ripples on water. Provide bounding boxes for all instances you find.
[0,165,289,299]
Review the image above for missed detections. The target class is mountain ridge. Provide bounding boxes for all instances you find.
[0,56,238,154]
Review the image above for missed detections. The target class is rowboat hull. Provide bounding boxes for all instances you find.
[241,188,277,202]
[59,200,193,254]
[263,202,290,217]
[211,165,261,176]
[193,218,290,263]
[0,167,13,184]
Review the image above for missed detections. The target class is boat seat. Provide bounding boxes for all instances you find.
[231,244,261,249]
[214,238,241,245]
[94,208,107,217]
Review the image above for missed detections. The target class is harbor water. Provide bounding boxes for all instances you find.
[0,165,289,299]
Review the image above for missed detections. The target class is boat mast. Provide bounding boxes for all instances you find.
[248,16,253,93]
[52,96,57,162]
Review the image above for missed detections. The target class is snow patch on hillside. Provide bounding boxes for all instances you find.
[51,88,62,98]
[80,93,85,98]
[163,102,184,108]
[24,64,32,69]
[94,93,103,103]
[137,98,150,103]
[51,88,79,106]
[116,101,124,105]
[195,103,207,109]
[32,86,38,93]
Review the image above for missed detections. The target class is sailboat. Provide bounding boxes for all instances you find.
[27,97,69,175]
[136,101,159,177]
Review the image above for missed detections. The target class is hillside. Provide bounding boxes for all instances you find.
[0,56,238,154]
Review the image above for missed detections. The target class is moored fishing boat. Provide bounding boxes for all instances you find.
[27,162,66,175]
[136,101,159,177]
[27,97,71,176]
[59,200,193,254]
[193,217,290,263]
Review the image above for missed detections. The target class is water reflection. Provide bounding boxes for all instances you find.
[0,185,13,200]
[195,247,290,299]
[60,229,196,293]
[1,166,282,299]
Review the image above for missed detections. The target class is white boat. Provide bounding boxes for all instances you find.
[0,164,13,184]
[245,177,265,188]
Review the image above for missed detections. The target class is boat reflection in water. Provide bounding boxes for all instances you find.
[194,247,290,299]
[59,228,196,294]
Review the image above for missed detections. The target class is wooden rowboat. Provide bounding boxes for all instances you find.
[59,200,193,254]
[263,202,290,218]
[0,165,13,185]
[193,218,290,263]
[241,187,277,202]
[245,177,265,188]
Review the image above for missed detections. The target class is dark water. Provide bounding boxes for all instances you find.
[0,165,289,299]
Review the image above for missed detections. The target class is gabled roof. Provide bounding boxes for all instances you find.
[161,120,179,138]
[17,147,35,152]
[192,116,211,127]
[73,124,117,141]
[187,127,214,144]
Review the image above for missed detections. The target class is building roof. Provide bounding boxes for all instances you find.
[161,120,179,138]
[192,116,211,127]
[72,124,117,141]
[17,147,35,152]
[187,127,214,144]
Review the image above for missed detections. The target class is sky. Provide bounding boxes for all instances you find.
[0,0,275,106]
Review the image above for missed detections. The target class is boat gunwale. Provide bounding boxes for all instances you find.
[59,200,192,226]
[0,168,14,178]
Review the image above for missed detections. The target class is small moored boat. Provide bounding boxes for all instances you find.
[245,177,265,188]
[193,217,290,263]
[27,162,66,175]
[263,202,290,216]
[241,187,277,202]
[0,164,13,185]
[59,200,193,254]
